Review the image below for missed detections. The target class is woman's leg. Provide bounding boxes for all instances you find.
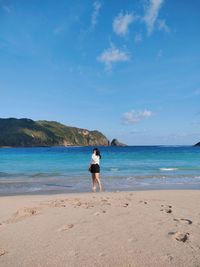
[95,173,102,192]
[92,173,97,192]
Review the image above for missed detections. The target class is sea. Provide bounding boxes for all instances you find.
[0,146,200,195]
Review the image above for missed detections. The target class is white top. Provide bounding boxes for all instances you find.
[90,153,100,165]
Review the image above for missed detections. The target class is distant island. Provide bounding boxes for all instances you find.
[0,118,126,147]
[194,142,200,147]
[110,139,127,146]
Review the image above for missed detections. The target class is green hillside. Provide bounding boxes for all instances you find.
[0,118,109,147]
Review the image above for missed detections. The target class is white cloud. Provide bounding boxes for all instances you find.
[134,33,142,43]
[97,44,130,70]
[122,110,153,124]
[91,1,102,29]
[113,12,134,36]
[158,19,170,32]
[143,0,164,35]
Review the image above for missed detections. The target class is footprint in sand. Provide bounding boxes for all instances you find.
[94,210,106,216]
[160,205,172,213]
[173,218,192,225]
[70,199,95,209]
[161,254,173,262]
[168,231,190,242]
[101,199,111,206]
[0,222,5,228]
[58,224,74,232]
[0,249,7,257]
[48,199,67,208]
[98,253,105,257]
[101,199,108,202]
[5,207,41,224]
[48,199,95,209]
[139,201,148,204]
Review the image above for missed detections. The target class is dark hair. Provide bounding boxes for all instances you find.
[93,148,101,159]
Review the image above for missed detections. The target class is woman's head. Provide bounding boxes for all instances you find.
[93,148,101,158]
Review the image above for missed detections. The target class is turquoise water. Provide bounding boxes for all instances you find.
[0,146,200,195]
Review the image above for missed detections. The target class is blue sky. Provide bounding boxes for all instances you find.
[0,0,200,145]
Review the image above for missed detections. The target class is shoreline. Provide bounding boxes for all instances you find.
[0,145,198,148]
[1,187,200,199]
[0,190,200,266]
[0,183,200,197]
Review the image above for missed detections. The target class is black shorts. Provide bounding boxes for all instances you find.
[90,164,100,173]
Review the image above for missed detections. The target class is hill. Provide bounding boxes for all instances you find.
[0,118,109,147]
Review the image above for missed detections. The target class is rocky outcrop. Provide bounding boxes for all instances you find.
[194,142,200,146]
[110,139,127,146]
[0,118,109,147]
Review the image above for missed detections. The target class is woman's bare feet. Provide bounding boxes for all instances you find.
[92,186,96,192]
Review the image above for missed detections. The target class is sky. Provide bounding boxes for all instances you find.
[0,0,200,145]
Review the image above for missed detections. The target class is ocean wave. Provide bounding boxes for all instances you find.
[0,172,25,178]
[28,187,42,192]
[0,172,64,179]
[160,168,178,171]
[0,172,9,177]
[30,172,62,178]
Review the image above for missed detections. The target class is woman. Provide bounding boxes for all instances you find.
[89,148,102,192]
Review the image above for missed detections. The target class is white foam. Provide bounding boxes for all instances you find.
[160,168,178,171]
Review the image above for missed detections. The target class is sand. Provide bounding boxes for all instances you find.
[0,190,200,267]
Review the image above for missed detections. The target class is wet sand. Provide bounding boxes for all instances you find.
[0,190,200,267]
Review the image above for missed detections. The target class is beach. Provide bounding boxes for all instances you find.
[0,190,200,267]
[1,0,199,266]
